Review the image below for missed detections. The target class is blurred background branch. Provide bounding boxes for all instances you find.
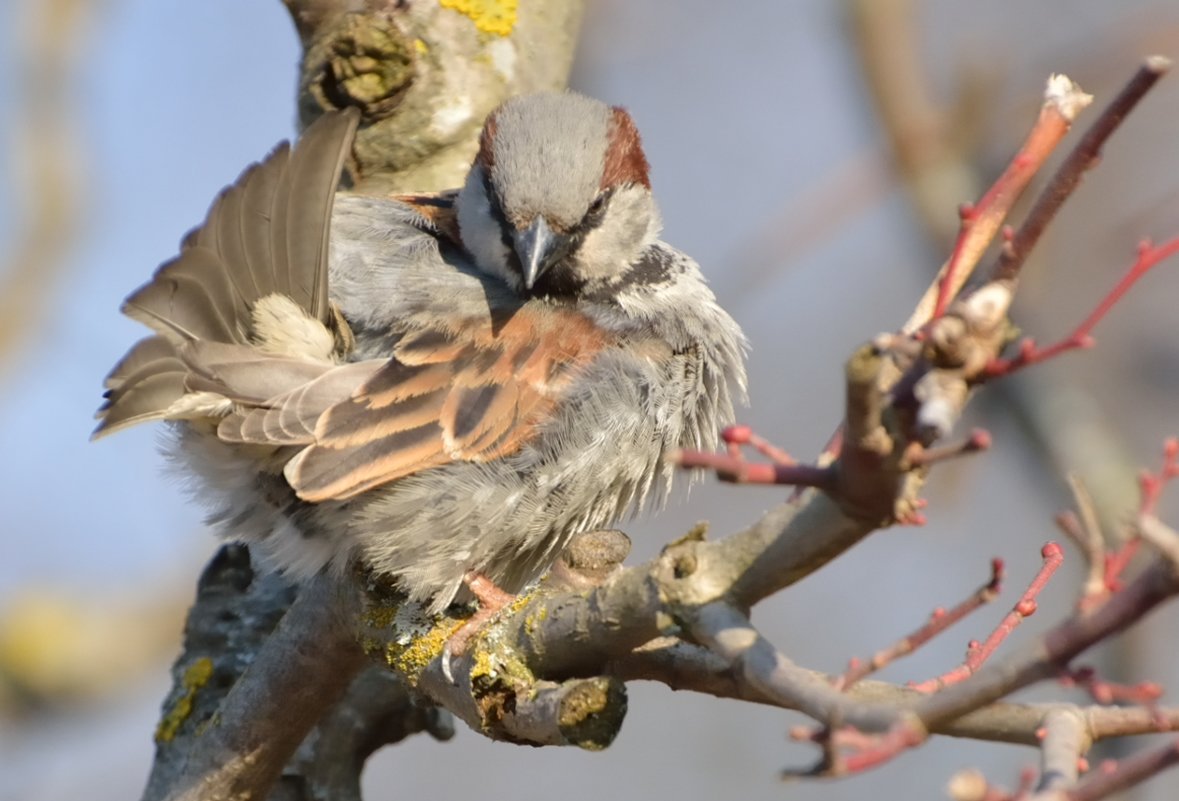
[0,0,91,379]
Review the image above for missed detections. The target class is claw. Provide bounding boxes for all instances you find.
[438,572,516,685]
[441,642,458,685]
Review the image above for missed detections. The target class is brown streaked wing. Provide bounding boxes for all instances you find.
[284,425,450,502]
[285,306,614,503]
[391,190,462,248]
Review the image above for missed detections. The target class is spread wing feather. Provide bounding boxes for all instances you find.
[94,110,359,439]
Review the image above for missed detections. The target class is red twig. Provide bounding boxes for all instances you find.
[1060,666,1163,706]
[912,543,1065,693]
[994,57,1171,284]
[1102,539,1142,595]
[835,558,1004,690]
[1068,738,1179,801]
[805,721,927,776]
[929,76,1091,321]
[671,425,838,489]
[1138,437,1179,517]
[1103,437,1179,590]
[671,449,836,488]
[721,424,795,464]
[904,429,993,468]
[986,237,1179,378]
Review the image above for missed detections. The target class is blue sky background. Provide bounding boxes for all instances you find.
[3,2,1179,800]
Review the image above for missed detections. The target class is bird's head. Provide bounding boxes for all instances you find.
[456,92,662,299]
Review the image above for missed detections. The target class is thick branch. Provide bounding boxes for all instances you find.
[613,639,1179,747]
[160,575,366,801]
[1036,708,1087,793]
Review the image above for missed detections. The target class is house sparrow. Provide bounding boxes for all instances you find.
[96,92,747,616]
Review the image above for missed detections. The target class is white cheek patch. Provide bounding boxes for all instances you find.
[456,167,522,291]
[576,186,662,282]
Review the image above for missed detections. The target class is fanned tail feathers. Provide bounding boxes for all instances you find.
[94,109,359,439]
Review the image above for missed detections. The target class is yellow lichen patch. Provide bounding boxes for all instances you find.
[468,639,534,701]
[155,657,214,743]
[469,644,501,686]
[557,677,627,751]
[439,0,518,36]
[363,604,397,631]
[506,590,535,617]
[521,603,548,637]
[384,620,461,684]
[415,38,429,54]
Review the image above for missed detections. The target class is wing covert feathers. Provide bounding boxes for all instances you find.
[284,307,613,502]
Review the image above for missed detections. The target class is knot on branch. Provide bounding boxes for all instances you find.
[549,528,632,591]
[301,12,416,122]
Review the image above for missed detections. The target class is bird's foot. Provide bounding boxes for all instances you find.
[441,572,516,684]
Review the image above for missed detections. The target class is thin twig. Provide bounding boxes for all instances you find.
[1057,475,1109,610]
[1065,738,1179,801]
[913,543,1065,693]
[1104,437,1179,587]
[836,557,1004,690]
[927,74,1092,321]
[1059,666,1162,706]
[986,236,1179,377]
[994,56,1171,282]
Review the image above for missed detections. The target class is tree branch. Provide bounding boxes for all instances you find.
[136,5,1179,797]
[157,575,366,801]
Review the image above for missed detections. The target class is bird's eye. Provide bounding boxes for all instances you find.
[587,195,606,216]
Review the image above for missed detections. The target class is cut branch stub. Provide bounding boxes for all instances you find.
[303,12,417,120]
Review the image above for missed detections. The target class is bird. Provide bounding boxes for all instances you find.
[95,92,747,619]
